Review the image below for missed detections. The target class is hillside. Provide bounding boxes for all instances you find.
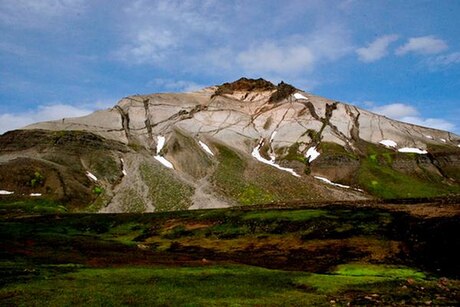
[1,78,459,212]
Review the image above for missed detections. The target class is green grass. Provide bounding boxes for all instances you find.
[1,263,455,306]
[0,199,67,214]
[0,265,323,306]
[357,154,450,199]
[242,209,327,221]
[294,264,425,294]
[335,263,425,279]
[212,144,276,205]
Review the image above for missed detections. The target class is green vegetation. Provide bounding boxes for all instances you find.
[140,162,194,211]
[213,144,321,205]
[358,153,451,199]
[212,144,276,205]
[120,188,147,213]
[87,153,120,184]
[1,205,459,305]
[0,199,67,214]
[294,264,425,294]
[92,186,103,195]
[242,209,327,221]
[30,171,44,188]
[1,263,457,306]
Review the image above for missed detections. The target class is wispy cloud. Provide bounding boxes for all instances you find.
[427,52,460,68]
[396,36,448,55]
[115,28,178,64]
[356,34,399,62]
[237,42,315,75]
[0,0,85,28]
[148,79,206,92]
[370,103,455,132]
[115,0,227,66]
[237,25,352,76]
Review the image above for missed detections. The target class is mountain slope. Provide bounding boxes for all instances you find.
[1,78,459,212]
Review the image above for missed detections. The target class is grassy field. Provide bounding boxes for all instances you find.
[1,199,459,305]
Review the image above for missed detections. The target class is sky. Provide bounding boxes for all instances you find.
[1,0,460,134]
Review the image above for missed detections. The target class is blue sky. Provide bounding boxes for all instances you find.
[1,0,459,134]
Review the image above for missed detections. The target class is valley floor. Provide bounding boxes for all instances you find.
[1,200,459,306]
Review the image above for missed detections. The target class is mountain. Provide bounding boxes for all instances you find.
[1,78,459,212]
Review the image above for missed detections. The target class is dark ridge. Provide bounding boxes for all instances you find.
[212,77,276,98]
[268,81,297,103]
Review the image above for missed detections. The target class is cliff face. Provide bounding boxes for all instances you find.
[1,78,459,212]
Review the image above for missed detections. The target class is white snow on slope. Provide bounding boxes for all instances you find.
[154,135,174,169]
[30,193,42,197]
[379,140,397,148]
[121,158,127,176]
[269,130,277,142]
[314,176,351,189]
[293,93,308,100]
[156,136,166,154]
[252,140,300,177]
[305,146,320,163]
[398,147,428,154]
[199,141,214,156]
[86,171,98,181]
[0,190,14,195]
[425,135,433,139]
[154,156,174,169]
[440,138,446,143]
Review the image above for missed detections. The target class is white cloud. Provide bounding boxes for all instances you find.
[371,103,419,118]
[0,104,94,134]
[370,103,455,132]
[396,36,448,55]
[398,116,455,132]
[148,79,206,92]
[237,25,352,75]
[115,28,177,64]
[115,0,227,66]
[0,0,85,27]
[237,42,315,75]
[356,34,399,62]
[427,52,460,67]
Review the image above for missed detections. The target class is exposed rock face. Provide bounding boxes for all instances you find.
[1,78,459,212]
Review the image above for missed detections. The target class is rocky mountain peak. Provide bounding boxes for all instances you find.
[1,79,459,213]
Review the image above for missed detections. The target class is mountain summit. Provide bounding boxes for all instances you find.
[1,78,459,212]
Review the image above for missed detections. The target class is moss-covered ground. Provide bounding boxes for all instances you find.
[1,201,459,305]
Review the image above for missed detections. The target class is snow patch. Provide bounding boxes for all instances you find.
[0,190,14,195]
[269,131,277,143]
[154,155,174,169]
[199,141,214,156]
[440,138,446,143]
[293,93,308,100]
[305,146,320,163]
[398,147,428,154]
[314,176,354,190]
[156,136,166,154]
[121,158,127,176]
[379,139,397,148]
[154,135,175,169]
[30,193,42,197]
[425,135,433,139]
[86,171,98,181]
[252,140,300,177]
